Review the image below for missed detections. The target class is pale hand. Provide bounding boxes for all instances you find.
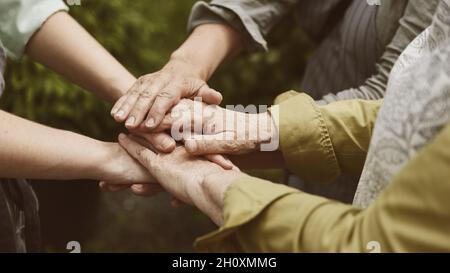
[118,134,241,225]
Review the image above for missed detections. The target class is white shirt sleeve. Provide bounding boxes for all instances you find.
[0,0,69,59]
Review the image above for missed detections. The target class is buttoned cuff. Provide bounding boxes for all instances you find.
[270,91,341,184]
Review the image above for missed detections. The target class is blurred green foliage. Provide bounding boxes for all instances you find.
[0,0,312,252]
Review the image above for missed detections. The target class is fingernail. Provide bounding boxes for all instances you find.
[146,118,155,128]
[126,116,136,127]
[116,110,125,118]
[118,133,126,140]
[186,140,197,152]
[132,184,144,192]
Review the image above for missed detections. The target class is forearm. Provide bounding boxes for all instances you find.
[170,24,243,81]
[25,11,135,102]
[0,110,118,181]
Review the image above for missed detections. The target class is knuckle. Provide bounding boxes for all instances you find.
[223,141,239,152]
[129,89,140,96]
[132,104,146,114]
[137,76,147,85]
[135,146,153,164]
[137,75,155,86]
[157,90,175,99]
[143,154,153,167]
[120,101,132,110]
[140,90,153,99]
[135,146,147,158]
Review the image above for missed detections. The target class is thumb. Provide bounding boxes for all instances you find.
[118,134,156,168]
[197,85,223,105]
[188,79,222,105]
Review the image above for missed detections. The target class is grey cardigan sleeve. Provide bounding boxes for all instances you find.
[187,0,300,51]
[318,0,438,104]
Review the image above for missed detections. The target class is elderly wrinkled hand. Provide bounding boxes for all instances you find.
[117,133,241,225]
[110,58,222,130]
[147,99,279,155]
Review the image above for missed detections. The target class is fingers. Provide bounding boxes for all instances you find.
[125,90,157,128]
[111,74,171,126]
[112,72,222,133]
[131,131,176,153]
[205,154,234,170]
[111,95,127,116]
[126,77,170,129]
[118,133,157,168]
[144,78,214,130]
[141,114,175,133]
[99,181,129,192]
[142,132,176,153]
[145,89,180,129]
[144,100,218,142]
[113,76,221,133]
[131,184,164,197]
[196,85,222,105]
[144,103,200,135]
[112,80,143,122]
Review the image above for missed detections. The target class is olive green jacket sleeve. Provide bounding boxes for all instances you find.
[195,121,450,253]
[271,91,381,184]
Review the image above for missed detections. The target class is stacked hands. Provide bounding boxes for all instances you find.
[100,62,279,225]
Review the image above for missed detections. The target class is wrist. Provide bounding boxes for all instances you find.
[106,74,136,102]
[200,170,242,226]
[169,24,240,81]
[257,112,278,147]
[93,141,125,181]
[202,170,241,209]
[168,51,210,81]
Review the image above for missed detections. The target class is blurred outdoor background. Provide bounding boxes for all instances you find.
[0,0,313,252]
